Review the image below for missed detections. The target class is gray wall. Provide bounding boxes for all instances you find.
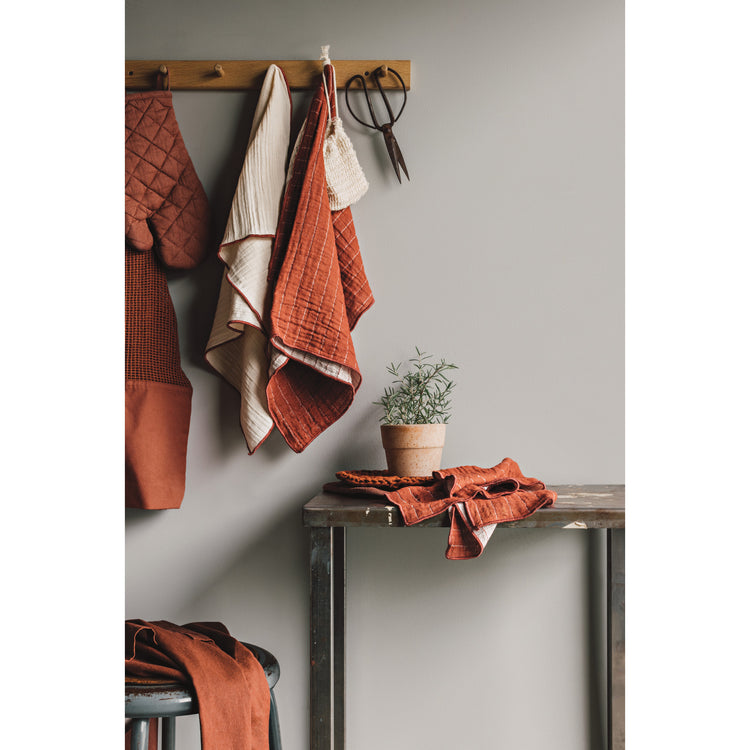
[125,0,623,748]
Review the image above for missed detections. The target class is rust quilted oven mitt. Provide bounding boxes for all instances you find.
[125,90,210,269]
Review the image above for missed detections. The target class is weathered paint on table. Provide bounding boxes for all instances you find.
[303,484,625,750]
[305,484,624,528]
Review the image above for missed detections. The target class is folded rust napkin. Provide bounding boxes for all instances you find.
[125,620,270,750]
[325,458,556,559]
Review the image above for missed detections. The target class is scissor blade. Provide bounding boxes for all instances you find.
[382,131,402,183]
[392,136,410,181]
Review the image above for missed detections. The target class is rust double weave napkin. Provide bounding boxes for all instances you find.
[325,458,557,559]
[265,62,374,452]
[125,620,270,750]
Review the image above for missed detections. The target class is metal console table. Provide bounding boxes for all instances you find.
[303,484,625,750]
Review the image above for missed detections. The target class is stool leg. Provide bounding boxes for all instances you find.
[162,716,177,750]
[269,689,282,750]
[130,718,150,750]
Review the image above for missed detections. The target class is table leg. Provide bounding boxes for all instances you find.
[310,526,347,750]
[333,527,346,750]
[310,527,333,750]
[607,528,625,750]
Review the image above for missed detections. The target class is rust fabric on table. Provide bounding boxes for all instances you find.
[335,469,434,491]
[125,620,270,750]
[265,63,374,452]
[125,91,211,509]
[325,458,557,559]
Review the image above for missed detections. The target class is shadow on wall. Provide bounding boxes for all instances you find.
[344,524,608,750]
[169,85,269,381]
[174,497,310,643]
[185,88,265,367]
[157,500,312,750]
[125,507,156,527]
[328,401,385,470]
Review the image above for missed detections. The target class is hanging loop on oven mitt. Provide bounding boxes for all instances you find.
[321,48,369,211]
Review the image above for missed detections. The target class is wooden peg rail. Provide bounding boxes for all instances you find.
[125,60,411,91]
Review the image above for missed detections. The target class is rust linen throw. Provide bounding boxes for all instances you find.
[325,458,557,559]
[265,62,374,452]
[125,90,211,509]
[125,620,270,750]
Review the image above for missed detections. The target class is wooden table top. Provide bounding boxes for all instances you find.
[303,484,625,529]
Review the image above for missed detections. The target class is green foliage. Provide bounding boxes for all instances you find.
[374,347,458,425]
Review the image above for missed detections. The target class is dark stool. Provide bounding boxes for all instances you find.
[125,642,282,750]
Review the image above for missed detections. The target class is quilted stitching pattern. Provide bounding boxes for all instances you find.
[125,90,211,385]
[125,91,210,269]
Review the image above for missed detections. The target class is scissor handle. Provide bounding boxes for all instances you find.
[344,68,407,130]
[344,74,380,130]
[373,67,407,125]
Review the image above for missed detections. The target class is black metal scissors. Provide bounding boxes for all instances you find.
[344,66,409,183]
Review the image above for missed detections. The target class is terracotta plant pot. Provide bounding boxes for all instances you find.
[380,424,447,477]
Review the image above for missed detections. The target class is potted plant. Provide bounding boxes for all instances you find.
[375,348,458,477]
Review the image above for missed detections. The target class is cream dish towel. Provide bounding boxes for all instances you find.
[205,64,291,453]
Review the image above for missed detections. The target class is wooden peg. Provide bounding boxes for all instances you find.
[377,65,389,77]
[214,64,225,77]
[159,64,168,74]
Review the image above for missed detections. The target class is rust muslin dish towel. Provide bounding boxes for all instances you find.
[265,62,374,452]
[125,620,270,750]
[325,458,557,559]
[125,90,211,509]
